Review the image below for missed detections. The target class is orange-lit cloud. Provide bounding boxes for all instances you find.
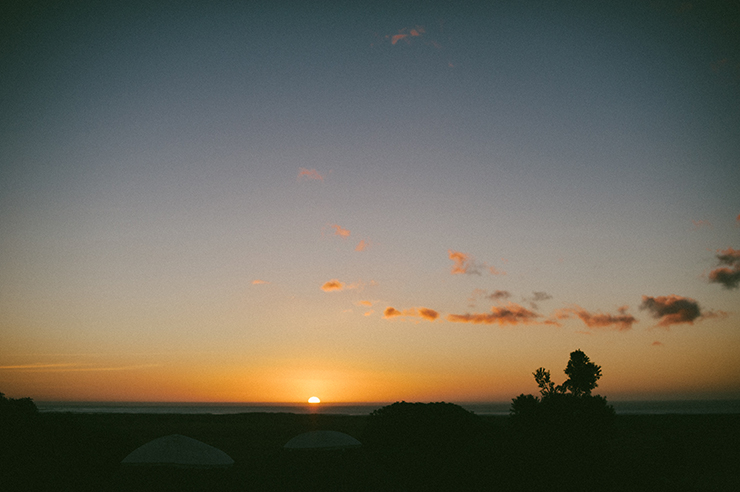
[321,279,344,292]
[329,224,351,238]
[708,247,740,290]
[387,25,426,45]
[449,250,506,276]
[448,250,481,275]
[640,295,702,327]
[652,341,664,346]
[355,239,370,252]
[558,306,637,331]
[418,308,439,321]
[297,168,324,181]
[364,310,374,316]
[447,303,540,326]
[357,300,373,307]
[252,279,269,285]
[383,306,439,321]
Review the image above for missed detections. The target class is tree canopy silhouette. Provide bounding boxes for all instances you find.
[509,350,615,491]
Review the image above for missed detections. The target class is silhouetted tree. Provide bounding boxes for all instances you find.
[509,351,615,491]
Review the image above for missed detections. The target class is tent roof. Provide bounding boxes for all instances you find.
[121,434,234,467]
[284,430,362,450]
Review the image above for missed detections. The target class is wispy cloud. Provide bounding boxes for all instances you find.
[0,363,158,372]
[639,295,719,328]
[357,300,373,307]
[297,168,324,181]
[449,250,481,275]
[329,224,351,238]
[708,247,740,290]
[252,279,269,285]
[321,279,344,292]
[383,306,439,321]
[355,239,370,252]
[692,219,712,229]
[447,303,540,326]
[489,290,512,300]
[556,306,637,331]
[652,341,664,346]
[448,250,506,276]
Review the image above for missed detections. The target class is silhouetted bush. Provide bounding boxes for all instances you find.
[363,401,495,491]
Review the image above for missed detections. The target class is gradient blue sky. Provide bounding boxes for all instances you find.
[2,0,739,402]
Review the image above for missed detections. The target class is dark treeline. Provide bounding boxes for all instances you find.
[2,352,739,491]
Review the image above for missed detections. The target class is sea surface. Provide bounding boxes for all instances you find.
[36,399,740,415]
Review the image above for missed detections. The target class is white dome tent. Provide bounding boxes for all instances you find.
[121,434,234,468]
[283,430,362,451]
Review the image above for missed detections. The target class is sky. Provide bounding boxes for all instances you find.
[1,0,739,403]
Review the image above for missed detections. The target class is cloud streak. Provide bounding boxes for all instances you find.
[447,303,540,326]
[448,250,506,276]
[297,168,324,181]
[556,306,637,331]
[383,306,439,321]
[708,247,740,290]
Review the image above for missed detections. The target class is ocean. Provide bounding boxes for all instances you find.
[35,399,740,415]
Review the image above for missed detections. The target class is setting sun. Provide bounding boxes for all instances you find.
[308,396,321,404]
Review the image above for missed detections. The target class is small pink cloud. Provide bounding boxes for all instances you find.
[355,239,370,252]
[297,168,324,181]
[252,279,269,285]
[329,224,351,238]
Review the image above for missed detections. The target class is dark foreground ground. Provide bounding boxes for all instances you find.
[3,411,739,491]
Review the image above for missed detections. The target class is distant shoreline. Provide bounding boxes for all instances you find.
[35,399,740,415]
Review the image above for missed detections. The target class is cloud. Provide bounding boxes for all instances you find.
[489,290,512,300]
[640,295,702,327]
[559,305,637,331]
[692,219,712,229]
[386,25,427,45]
[447,303,540,326]
[418,308,440,321]
[652,341,664,346]
[531,291,553,302]
[329,224,351,238]
[252,279,269,285]
[708,247,740,289]
[383,306,439,321]
[297,168,324,181]
[448,250,482,275]
[448,250,506,276]
[321,280,344,292]
[355,239,370,252]
[736,213,740,225]
[364,310,374,316]
[357,300,373,307]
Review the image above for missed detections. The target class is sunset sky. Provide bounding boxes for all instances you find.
[2,1,739,403]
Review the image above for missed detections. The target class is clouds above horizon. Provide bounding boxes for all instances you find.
[447,303,540,326]
[555,306,637,331]
[638,295,722,328]
[321,279,344,292]
[383,306,439,321]
[708,247,740,290]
